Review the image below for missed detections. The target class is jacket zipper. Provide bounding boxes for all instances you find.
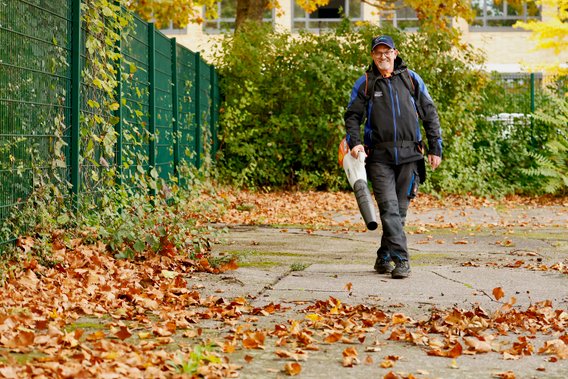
[387,79,398,164]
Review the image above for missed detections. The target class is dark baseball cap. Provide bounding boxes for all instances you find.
[371,35,395,51]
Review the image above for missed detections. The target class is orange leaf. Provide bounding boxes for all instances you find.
[342,347,358,357]
[494,371,516,379]
[324,332,342,344]
[428,342,463,358]
[114,326,132,341]
[6,331,35,348]
[493,287,505,301]
[447,342,463,358]
[223,342,236,353]
[86,330,106,341]
[275,350,292,359]
[243,338,259,349]
[385,355,400,361]
[283,362,302,376]
[219,259,239,271]
[383,371,401,379]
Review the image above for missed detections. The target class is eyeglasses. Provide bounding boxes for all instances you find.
[373,50,394,58]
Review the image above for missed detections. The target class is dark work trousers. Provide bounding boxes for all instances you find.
[366,160,419,263]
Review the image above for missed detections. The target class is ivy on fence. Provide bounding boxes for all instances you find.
[0,0,220,247]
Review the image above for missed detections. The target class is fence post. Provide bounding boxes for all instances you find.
[530,73,535,113]
[148,23,156,196]
[209,65,218,158]
[194,52,202,169]
[114,7,123,185]
[171,38,179,180]
[70,0,82,208]
[530,73,535,134]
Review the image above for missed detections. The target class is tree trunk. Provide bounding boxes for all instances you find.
[235,0,270,31]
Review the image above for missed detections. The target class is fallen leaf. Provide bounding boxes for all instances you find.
[283,362,302,376]
[493,287,505,301]
[380,360,394,368]
[114,326,131,341]
[493,371,516,379]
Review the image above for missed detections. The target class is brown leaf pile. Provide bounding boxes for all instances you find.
[212,189,567,229]
[0,236,242,378]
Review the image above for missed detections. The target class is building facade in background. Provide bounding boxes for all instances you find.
[163,0,566,72]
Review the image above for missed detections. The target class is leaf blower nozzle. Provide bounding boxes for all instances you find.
[339,139,378,231]
[352,179,378,230]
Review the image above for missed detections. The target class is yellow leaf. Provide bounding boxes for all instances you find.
[305,313,322,322]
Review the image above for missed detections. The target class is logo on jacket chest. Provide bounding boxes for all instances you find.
[374,91,383,98]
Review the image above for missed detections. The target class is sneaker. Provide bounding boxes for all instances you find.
[391,260,411,279]
[374,257,394,274]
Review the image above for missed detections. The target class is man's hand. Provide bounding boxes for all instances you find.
[351,144,365,158]
[428,154,441,170]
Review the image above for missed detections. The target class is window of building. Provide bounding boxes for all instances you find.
[204,0,274,34]
[293,0,363,31]
[378,1,419,30]
[471,0,541,29]
[160,21,188,35]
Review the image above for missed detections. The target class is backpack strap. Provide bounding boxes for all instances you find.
[364,72,378,103]
[400,70,425,120]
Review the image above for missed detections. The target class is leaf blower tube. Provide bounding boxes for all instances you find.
[339,140,378,230]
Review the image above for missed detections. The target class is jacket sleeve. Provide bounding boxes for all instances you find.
[409,71,443,157]
[343,75,368,149]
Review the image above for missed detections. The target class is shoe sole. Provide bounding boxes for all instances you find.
[391,271,410,279]
[376,268,393,274]
[374,264,394,274]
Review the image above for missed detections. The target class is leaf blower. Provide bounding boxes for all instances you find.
[338,138,378,230]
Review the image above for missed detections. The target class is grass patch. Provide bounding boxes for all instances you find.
[520,232,568,241]
[0,351,47,364]
[236,204,255,212]
[237,261,280,268]
[411,252,451,260]
[65,321,107,333]
[290,263,310,271]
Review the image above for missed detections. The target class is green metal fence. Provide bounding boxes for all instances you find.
[0,0,220,246]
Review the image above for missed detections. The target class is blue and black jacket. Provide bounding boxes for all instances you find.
[344,56,442,165]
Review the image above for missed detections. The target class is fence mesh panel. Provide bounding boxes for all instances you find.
[1,1,220,248]
[0,0,72,242]
[154,30,174,181]
[121,14,150,188]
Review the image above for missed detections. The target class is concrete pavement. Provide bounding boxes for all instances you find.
[198,203,568,378]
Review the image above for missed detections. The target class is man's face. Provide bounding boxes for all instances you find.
[371,45,397,73]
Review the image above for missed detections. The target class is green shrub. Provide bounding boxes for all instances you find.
[212,23,566,196]
[520,90,568,195]
[213,24,490,193]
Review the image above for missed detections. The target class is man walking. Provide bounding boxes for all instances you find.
[344,35,442,279]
